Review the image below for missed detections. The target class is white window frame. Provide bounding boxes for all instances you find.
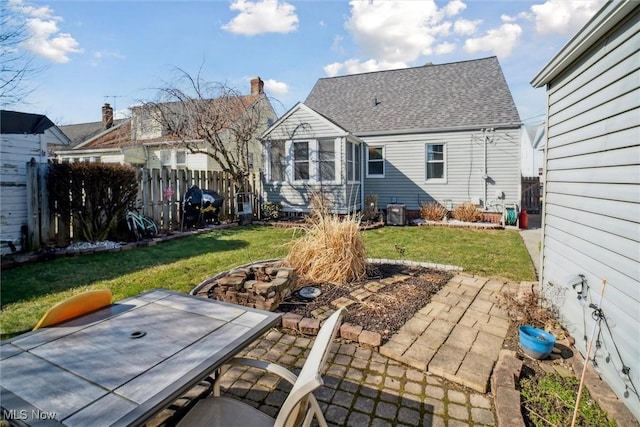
[268,140,286,182]
[317,139,337,183]
[366,145,385,178]
[425,143,447,183]
[287,139,339,184]
[175,150,187,167]
[293,140,312,182]
[346,141,362,183]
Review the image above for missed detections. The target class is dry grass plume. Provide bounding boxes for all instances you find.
[285,193,367,285]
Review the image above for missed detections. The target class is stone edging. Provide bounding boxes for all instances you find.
[492,350,526,426]
[492,344,639,427]
[191,258,464,350]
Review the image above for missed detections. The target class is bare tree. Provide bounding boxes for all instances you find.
[144,67,275,191]
[0,3,41,107]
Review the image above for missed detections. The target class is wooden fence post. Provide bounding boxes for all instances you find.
[25,159,40,251]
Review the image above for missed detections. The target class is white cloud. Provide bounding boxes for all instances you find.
[463,22,522,57]
[530,0,606,36]
[345,0,461,63]
[443,0,466,16]
[9,0,81,63]
[222,0,298,36]
[454,18,480,36]
[90,50,126,67]
[263,79,288,96]
[434,42,456,55]
[324,58,407,77]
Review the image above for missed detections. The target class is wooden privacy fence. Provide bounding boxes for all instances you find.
[521,176,542,214]
[25,162,263,251]
[134,167,263,230]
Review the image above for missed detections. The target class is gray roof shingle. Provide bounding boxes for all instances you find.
[59,119,126,147]
[304,57,521,134]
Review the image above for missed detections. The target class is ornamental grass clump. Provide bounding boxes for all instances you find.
[452,202,483,222]
[285,193,367,285]
[420,201,447,221]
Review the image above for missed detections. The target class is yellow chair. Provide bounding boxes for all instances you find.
[33,290,113,330]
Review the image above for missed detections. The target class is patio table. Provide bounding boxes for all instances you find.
[0,289,281,426]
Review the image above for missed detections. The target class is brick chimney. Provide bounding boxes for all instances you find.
[250,77,264,95]
[102,103,114,129]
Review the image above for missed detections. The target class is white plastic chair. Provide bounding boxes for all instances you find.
[176,308,345,427]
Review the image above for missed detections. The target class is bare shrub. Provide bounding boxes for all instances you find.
[497,283,558,328]
[452,202,483,222]
[285,193,367,284]
[420,201,447,221]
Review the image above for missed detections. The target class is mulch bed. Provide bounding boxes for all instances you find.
[278,263,452,341]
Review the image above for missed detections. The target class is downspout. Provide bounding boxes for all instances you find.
[360,140,364,215]
[483,128,488,207]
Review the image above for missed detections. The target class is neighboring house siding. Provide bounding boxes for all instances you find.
[363,128,520,210]
[0,134,44,254]
[538,6,639,418]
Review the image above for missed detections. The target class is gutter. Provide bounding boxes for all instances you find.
[354,122,522,138]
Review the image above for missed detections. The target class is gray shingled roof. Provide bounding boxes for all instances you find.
[58,119,126,147]
[304,57,521,134]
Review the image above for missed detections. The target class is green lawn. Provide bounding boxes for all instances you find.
[0,225,535,338]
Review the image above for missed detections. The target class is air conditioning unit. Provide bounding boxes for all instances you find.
[386,204,406,226]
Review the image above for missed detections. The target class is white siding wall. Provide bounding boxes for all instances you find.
[540,9,640,418]
[0,134,45,254]
[362,128,521,211]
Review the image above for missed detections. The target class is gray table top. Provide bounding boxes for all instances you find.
[0,289,281,427]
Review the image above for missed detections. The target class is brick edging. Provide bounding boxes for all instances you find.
[273,258,464,349]
[492,350,526,426]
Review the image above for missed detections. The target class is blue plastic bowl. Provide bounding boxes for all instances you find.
[518,325,556,359]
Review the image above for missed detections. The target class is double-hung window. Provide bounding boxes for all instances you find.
[347,142,361,182]
[293,141,310,180]
[269,141,285,181]
[426,143,446,182]
[318,140,336,182]
[366,146,384,177]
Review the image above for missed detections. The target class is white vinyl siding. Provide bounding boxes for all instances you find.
[538,6,639,419]
[363,128,520,210]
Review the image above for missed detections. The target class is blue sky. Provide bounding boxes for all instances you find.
[5,0,607,126]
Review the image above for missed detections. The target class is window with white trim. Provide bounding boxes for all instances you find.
[293,141,310,180]
[366,146,384,177]
[318,139,335,182]
[269,140,285,181]
[425,143,446,182]
[176,150,186,167]
[347,142,361,182]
